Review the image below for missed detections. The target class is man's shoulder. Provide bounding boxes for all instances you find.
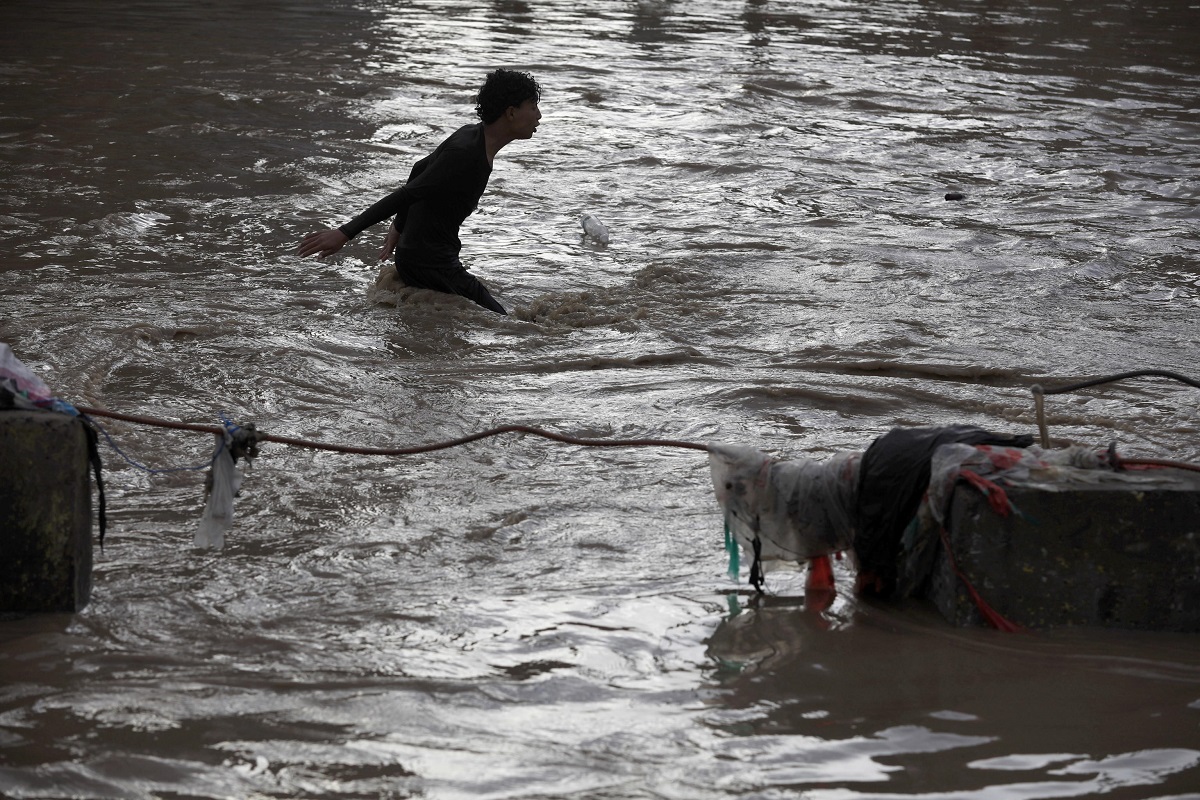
[441,123,484,151]
[407,124,484,183]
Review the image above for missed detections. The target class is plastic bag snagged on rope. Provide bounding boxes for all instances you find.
[2,342,108,546]
[194,433,242,549]
[0,342,77,415]
[708,443,860,582]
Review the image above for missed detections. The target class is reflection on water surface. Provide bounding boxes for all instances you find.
[1,0,1198,797]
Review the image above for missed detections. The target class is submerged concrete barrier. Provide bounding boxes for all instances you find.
[0,410,93,613]
[925,467,1200,632]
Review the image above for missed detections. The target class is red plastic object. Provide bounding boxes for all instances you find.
[806,554,835,592]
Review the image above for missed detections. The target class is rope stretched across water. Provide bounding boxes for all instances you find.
[71,368,1200,470]
[75,405,710,456]
[76,403,1200,473]
[1033,369,1200,396]
[71,377,1200,630]
[1031,369,1200,453]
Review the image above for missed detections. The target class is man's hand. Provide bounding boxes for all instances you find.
[379,221,400,262]
[297,229,350,259]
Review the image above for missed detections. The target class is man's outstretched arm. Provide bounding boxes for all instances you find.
[297,228,350,259]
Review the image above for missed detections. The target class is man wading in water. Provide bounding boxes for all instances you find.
[297,69,542,315]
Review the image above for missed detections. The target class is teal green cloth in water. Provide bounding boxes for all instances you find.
[724,516,739,580]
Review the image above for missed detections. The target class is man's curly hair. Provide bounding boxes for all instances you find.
[475,69,542,124]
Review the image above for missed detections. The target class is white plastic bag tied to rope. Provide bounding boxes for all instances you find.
[0,342,77,415]
[708,443,861,587]
[195,432,242,549]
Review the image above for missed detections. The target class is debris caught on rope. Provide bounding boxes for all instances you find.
[708,442,859,593]
[194,416,260,549]
[1,343,108,548]
[6,336,1200,630]
[74,404,711,552]
[64,400,1200,616]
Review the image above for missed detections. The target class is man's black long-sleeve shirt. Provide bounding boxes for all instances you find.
[338,123,491,265]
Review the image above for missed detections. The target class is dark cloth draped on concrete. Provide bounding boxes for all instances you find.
[853,424,1033,596]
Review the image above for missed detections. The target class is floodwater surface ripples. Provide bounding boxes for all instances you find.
[2,0,1199,797]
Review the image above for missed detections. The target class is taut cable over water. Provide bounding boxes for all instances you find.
[75,406,710,457]
[76,368,1200,472]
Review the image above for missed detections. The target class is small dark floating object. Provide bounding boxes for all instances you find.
[945,192,965,201]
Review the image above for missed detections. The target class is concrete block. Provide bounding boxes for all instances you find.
[925,467,1200,631]
[0,410,93,612]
